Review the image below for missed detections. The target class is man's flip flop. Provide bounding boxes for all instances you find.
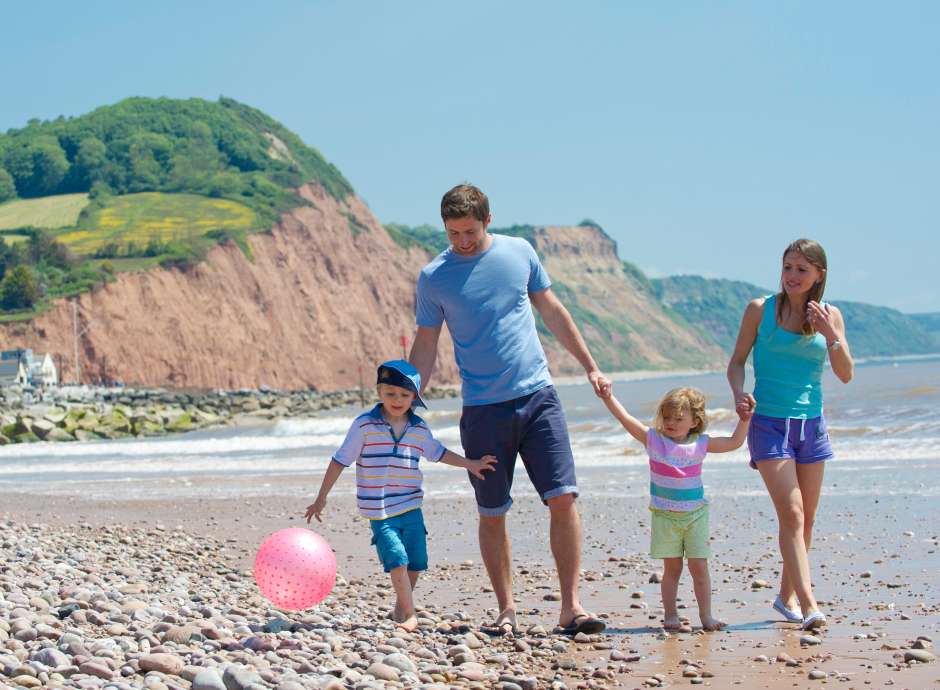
[557,614,605,636]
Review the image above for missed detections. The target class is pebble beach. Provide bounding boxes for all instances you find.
[1,483,937,690]
[1,359,938,689]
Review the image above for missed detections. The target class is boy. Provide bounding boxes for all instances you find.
[305,359,496,631]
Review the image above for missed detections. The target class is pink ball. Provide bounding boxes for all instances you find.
[253,528,336,611]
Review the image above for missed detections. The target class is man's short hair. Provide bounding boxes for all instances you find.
[441,183,490,222]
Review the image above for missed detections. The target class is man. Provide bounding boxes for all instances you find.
[409,183,612,635]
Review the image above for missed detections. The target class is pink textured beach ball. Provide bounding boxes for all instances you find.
[253,528,336,610]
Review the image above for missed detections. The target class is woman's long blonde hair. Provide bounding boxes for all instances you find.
[776,238,828,335]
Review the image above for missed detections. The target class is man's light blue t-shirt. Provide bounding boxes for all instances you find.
[415,234,552,406]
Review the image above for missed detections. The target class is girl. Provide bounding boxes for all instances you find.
[602,386,750,632]
[727,239,853,631]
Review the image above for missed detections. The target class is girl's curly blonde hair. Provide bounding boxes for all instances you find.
[654,387,708,436]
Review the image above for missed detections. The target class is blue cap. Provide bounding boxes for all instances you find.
[376,359,428,409]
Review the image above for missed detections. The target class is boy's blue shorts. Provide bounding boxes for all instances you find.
[369,508,428,572]
[459,385,578,516]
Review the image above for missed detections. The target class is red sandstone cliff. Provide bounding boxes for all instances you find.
[0,184,459,390]
[0,190,722,390]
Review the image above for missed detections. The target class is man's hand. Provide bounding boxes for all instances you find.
[466,454,498,480]
[304,497,326,524]
[588,369,611,398]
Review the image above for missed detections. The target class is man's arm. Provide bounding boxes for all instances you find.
[408,325,442,394]
[529,288,611,397]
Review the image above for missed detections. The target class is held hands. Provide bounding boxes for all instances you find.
[588,369,612,399]
[735,392,756,422]
[806,301,837,341]
[304,497,326,524]
[466,454,498,480]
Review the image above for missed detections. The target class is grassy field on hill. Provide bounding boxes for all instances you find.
[0,193,89,230]
[56,192,259,255]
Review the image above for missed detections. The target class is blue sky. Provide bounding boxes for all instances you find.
[2,1,937,312]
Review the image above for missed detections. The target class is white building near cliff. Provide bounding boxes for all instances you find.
[30,353,58,387]
[0,359,28,387]
[0,349,58,388]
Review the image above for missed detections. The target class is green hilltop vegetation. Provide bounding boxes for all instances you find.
[0,97,352,317]
[652,275,938,358]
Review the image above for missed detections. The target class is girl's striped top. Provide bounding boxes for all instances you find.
[647,428,709,512]
[332,404,447,520]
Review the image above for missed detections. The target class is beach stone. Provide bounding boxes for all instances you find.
[904,649,936,663]
[223,666,264,690]
[365,662,398,682]
[30,648,70,668]
[11,676,42,688]
[808,669,827,680]
[382,653,416,674]
[192,669,226,690]
[860,570,872,578]
[140,654,184,675]
[800,634,822,646]
[314,677,344,690]
[164,625,200,644]
[750,579,770,589]
[262,619,292,634]
[79,661,115,680]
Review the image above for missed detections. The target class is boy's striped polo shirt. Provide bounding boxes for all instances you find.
[647,428,709,512]
[332,403,447,520]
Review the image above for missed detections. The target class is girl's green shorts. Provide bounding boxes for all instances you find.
[650,504,710,559]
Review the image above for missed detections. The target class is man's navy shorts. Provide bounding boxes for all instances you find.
[459,385,577,516]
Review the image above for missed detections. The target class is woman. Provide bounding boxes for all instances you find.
[728,239,853,630]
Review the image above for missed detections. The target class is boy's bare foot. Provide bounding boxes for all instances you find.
[663,614,682,631]
[395,614,418,632]
[700,614,727,631]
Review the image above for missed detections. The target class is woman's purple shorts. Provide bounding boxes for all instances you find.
[747,413,833,469]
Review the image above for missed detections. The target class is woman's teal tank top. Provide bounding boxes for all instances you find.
[753,294,827,419]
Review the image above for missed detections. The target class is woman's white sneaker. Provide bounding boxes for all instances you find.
[772,596,803,623]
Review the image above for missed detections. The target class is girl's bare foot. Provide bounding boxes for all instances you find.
[395,614,418,632]
[700,614,727,631]
[663,614,682,631]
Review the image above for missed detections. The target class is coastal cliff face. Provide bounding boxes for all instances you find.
[0,184,459,390]
[532,225,725,373]
[0,192,721,390]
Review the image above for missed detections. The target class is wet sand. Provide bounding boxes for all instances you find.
[2,477,938,689]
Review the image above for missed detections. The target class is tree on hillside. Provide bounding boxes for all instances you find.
[0,264,39,310]
[0,167,16,202]
[69,136,108,188]
[0,237,22,280]
[25,230,74,269]
[3,139,70,197]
